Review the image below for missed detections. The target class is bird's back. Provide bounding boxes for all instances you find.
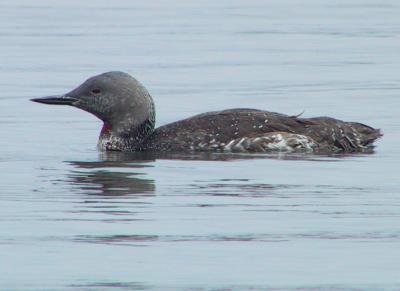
[141,109,381,152]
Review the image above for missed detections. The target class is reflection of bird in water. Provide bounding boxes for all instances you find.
[65,150,372,197]
[32,71,381,153]
[66,157,155,196]
[98,150,374,162]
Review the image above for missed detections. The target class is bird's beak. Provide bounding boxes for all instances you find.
[31,95,79,106]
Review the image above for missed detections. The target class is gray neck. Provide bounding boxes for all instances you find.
[98,99,156,151]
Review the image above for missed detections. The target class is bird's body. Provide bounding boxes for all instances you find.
[116,109,378,153]
[32,71,381,153]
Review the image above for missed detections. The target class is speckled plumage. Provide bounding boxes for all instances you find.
[32,71,382,153]
[140,109,380,152]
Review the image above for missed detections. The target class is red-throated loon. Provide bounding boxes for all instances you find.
[31,71,382,152]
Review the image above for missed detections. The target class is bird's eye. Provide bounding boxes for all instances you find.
[91,88,101,95]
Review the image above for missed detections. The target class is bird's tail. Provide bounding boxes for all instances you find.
[348,122,383,146]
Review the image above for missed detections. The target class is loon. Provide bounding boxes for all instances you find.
[31,71,381,153]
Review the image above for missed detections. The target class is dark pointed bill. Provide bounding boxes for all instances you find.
[30,95,78,105]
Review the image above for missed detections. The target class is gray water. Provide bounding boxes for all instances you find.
[1,0,400,290]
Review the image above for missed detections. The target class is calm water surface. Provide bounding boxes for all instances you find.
[1,0,400,290]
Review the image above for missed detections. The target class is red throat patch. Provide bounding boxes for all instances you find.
[100,123,112,137]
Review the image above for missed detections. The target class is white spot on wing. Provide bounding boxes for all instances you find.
[223,132,317,153]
